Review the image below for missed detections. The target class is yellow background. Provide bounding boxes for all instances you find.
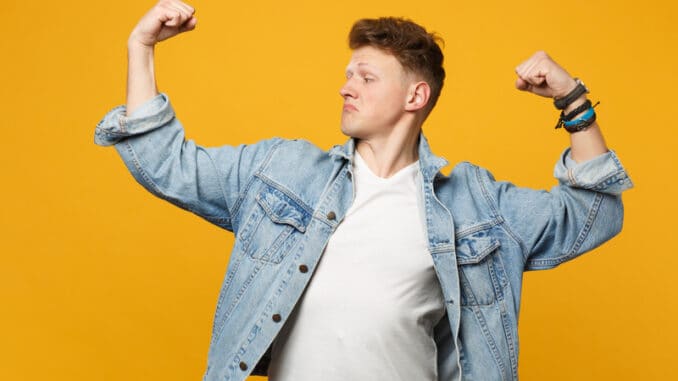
[1,0,675,379]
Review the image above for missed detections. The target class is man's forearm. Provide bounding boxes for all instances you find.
[126,41,159,116]
[123,1,196,116]
[513,52,612,163]
[563,95,608,163]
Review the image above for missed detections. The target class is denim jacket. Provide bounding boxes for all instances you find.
[95,93,632,381]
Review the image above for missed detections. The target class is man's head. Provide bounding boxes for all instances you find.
[340,17,445,139]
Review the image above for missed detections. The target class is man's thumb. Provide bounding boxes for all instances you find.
[515,77,530,91]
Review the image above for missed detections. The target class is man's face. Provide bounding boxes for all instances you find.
[340,46,412,139]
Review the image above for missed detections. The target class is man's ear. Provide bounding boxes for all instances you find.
[405,81,431,112]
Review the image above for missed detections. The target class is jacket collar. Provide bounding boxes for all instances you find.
[328,131,448,182]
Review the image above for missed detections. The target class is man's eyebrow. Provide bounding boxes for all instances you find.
[346,62,372,70]
[345,62,378,76]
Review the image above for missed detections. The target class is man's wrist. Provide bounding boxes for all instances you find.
[554,78,589,110]
[127,33,156,51]
[554,78,578,100]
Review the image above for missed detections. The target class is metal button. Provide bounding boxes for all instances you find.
[272,314,282,322]
[299,264,309,273]
[239,362,248,371]
[326,211,336,220]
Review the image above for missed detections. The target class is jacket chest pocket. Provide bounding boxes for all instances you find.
[456,230,507,306]
[237,184,311,264]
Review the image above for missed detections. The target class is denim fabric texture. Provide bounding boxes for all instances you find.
[95,93,633,381]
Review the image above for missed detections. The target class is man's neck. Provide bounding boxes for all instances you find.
[354,126,421,179]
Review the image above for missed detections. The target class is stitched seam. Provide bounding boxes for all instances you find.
[568,192,603,255]
[469,305,508,379]
[498,299,518,380]
[456,218,504,239]
[218,262,263,343]
[429,176,455,244]
[230,139,285,218]
[526,192,603,268]
[474,166,528,260]
[210,255,244,347]
[457,240,501,266]
[123,140,232,227]
[256,197,304,232]
[313,166,350,227]
[255,174,314,216]
[567,168,577,186]
[202,145,235,223]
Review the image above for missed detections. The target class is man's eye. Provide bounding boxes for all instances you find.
[363,77,373,83]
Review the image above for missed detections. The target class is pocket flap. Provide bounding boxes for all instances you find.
[256,187,311,233]
[456,233,501,265]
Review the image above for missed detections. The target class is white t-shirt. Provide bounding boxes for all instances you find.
[268,150,446,380]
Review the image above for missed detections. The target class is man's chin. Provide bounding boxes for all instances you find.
[340,120,370,139]
[340,127,351,138]
[340,123,354,138]
[340,126,363,140]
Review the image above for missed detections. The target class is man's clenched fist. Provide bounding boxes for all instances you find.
[128,0,197,48]
[514,51,578,100]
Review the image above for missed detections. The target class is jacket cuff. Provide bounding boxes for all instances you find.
[554,148,633,195]
[94,93,174,146]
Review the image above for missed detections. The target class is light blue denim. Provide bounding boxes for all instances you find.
[95,93,633,381]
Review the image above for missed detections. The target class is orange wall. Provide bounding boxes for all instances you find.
[1,0,675,380]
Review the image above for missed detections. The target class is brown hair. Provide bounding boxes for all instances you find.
[349,17,445,115]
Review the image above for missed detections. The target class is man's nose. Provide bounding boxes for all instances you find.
[339,80,356,99]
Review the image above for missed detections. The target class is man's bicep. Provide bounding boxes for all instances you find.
[96,93,281,231]
[496,183,622,270]
[482,149,630,270]
[114,128,283,232]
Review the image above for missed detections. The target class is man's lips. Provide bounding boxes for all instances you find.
[343,104,358,112]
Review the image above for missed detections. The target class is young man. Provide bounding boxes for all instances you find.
[94,1,632,380]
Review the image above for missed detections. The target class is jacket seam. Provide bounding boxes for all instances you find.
[455,218,504,239]
[525,192,603,269]
[590,169,627,190]
[473,166,529,261]
[230,139,286,220]
[312,163,351,228]
[467,303,509,380]
[254,174,314,217]
[202,144,236,224]
[122,140,202,215]
[122,140,233,229]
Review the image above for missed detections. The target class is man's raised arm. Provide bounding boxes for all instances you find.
[94,1,283,232]
[126,0,196,115]
[479,51,633,270]
[514,50,608,163]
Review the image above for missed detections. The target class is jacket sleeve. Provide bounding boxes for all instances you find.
[476,148,633,270]
[94,93,282,232]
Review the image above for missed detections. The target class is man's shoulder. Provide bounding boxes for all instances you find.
[269,137,336,160]
[240,136,327,162]
[255,137,340,179]
[439,161,498,184]
[253,137,343,211]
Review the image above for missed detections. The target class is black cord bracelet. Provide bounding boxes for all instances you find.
[555,99,592,129]
[554,78,589,110]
